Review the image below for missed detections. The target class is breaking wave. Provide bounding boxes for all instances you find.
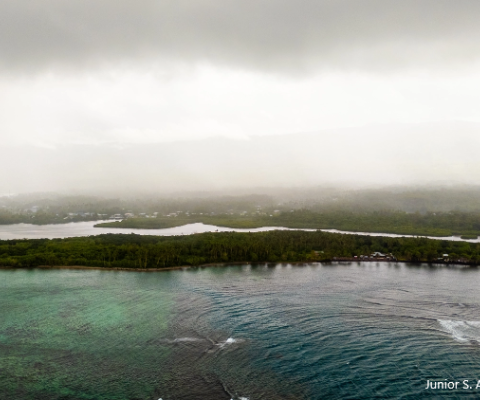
[217,337,242,348]
[438,320,480,344]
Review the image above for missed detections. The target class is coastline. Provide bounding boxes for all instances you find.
[0,261,265,273]
[1,258,477,273]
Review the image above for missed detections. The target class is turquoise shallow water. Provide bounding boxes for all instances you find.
[2,263,480,399]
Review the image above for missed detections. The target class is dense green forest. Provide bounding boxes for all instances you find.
[0,231,479,270]
[96,210,480,237]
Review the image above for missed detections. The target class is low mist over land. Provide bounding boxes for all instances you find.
[3,185,480,238]
[4,184,480,216]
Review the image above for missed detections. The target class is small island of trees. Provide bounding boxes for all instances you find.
[1,230,479,270]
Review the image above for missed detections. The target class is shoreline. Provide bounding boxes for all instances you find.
[1,259,478,273]
[0,261,270,273]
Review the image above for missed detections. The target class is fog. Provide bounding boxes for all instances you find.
[1,1,480,195]
[1,122,479,194]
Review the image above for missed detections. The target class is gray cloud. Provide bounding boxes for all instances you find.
[2,0,480,73]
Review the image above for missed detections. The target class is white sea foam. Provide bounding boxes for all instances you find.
[217,337,241,348]
[438,320,480,343]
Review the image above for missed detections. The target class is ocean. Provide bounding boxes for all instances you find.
[2,262,480,399]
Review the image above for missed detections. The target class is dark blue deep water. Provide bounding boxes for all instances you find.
[2,262,480,399]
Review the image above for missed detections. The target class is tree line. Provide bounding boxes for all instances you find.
[1,230,480,269]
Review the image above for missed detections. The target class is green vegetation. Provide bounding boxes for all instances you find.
[1,230,479,270]
[4,187,480,238]
[96,209,480,237]
[461,234,478,240]
[0,193,276,225]
[0,210,100,225]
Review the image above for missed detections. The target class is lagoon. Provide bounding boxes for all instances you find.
[0,221,301,240]
[0,221,479,243]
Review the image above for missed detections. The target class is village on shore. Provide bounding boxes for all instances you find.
[331,251,457,263]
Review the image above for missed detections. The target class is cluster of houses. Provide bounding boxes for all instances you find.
[331,252,398,262]
[105,208,279,220]
[108,212,159,220]
[63,212,103,220]
[333,252,453,263]
[356,252,397,261]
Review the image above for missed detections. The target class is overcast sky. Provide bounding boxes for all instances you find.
[2,1,480,192]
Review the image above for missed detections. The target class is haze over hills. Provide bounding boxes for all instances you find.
[2,121,480,194]
[1,1,480,204]
[3,184,480,214]
[2,2,480,198]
